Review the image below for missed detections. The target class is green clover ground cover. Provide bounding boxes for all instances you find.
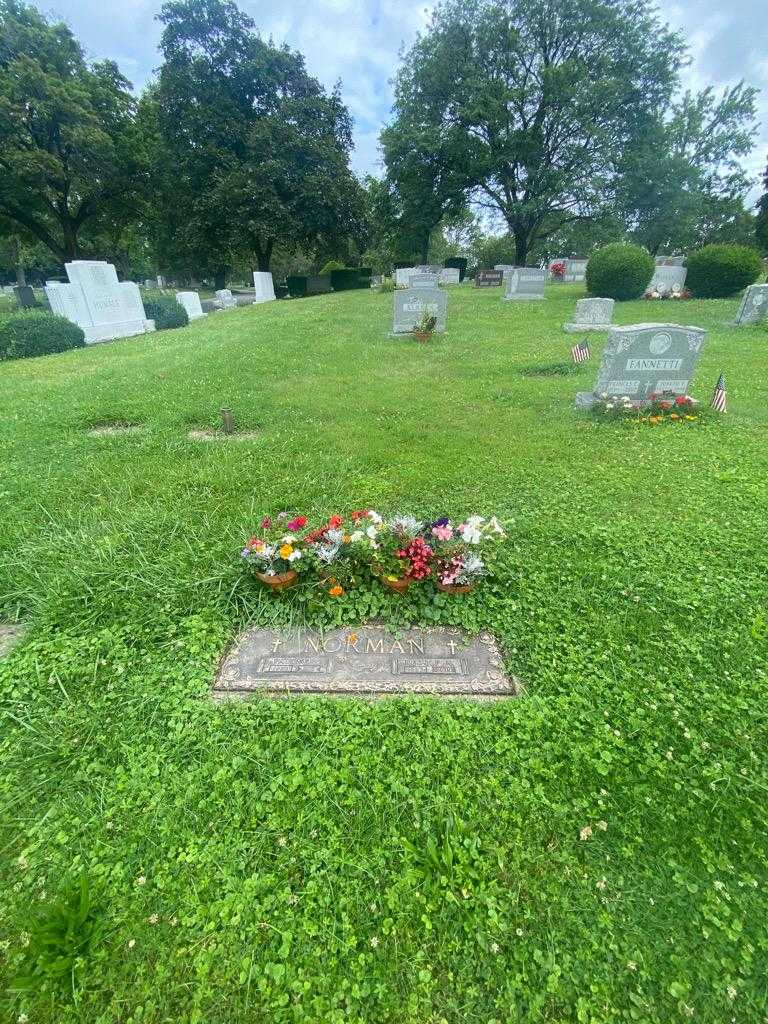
[1,285,767,1022]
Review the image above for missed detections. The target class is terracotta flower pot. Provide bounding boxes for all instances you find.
[412,331,432,342]
[380,575,411,594]
[256,570,299,591]
[436,581,475,594]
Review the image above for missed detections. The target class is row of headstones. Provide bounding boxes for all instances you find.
[38,262,278,344]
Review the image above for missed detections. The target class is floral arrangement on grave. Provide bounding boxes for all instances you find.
[429,516,506,593]
[241,514,311,589]
[550,260,567,281]
[643,283,692,300]
[412,311,437,342]
[591,392,700,424]
[241,510,507,595]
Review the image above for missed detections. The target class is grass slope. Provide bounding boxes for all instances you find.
[1,285,767,1022]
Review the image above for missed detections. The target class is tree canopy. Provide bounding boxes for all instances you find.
[145,0,362,281]
[0,0,146,261]
[757,157,768,254]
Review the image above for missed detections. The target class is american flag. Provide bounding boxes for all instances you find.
[571,339,590,363]
[710,372,727,413]
[569,337,593,362]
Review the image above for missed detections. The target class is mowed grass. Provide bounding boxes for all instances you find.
[1,284,767,1022]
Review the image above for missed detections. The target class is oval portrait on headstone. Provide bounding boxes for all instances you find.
[649,332,672,354]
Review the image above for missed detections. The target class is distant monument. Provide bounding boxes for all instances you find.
[253,271,276,304]
[45,261,155,344]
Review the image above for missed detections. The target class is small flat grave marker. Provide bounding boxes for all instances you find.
[214,625,519,700]
[0,624,25,659]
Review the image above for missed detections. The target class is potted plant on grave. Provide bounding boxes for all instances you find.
[412,311,437,342]
[241,513,310,590]
[550,260,567,281]
[358,512,433,593]
[429,516,507,594]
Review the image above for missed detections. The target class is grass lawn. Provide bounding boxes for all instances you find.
[1,284,767,1022]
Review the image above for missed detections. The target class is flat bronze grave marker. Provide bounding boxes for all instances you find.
[214,625,519,700]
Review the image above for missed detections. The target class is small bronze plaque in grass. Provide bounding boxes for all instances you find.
[214,625,519,700]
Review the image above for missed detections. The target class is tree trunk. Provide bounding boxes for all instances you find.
[419,234,430,264]
[253,238,274,272]
[214,268,227,290]
[9,238,26,287]
[514,231,529,266]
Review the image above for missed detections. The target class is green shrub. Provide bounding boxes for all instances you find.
[141,291,188,330]
[378,276,395,293]
[444,257,468,281]
[586,243,654,301]
[686,244,762,298]
[0,310,85,360]
[319,260,345,276]
[286,275,308,298]
[330,268,368,291]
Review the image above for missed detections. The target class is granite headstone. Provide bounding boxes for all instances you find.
[733,284,768,326]
[393,281,447,333]
[648,265,687,293]
[475,270,503,287]
[564,297,615,333]
[504,267,547,301]
[576,323,706,407]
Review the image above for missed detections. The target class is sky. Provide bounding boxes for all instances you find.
[44,0,767,192]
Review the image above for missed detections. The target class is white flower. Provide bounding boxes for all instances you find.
[326,529,344,544]
[286,549,302,562]
[128,938,136,949]
[486,516,506,537]
[281,534,295,544]
[367,511,382,524]
[727,986,737,1000]
[466,515,485,529]
[390,514,423,534]
[366,525,379,540]
[370,936,379,948]
[350,530,363,543]
[490,941,500,953]
[148,914,159,925]
[579,825,593,841]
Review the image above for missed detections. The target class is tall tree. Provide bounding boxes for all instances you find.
[617,85,758,254]
[147,0,361,283]
[757,157,768,254]
[385,0,684,263]
[0,0,146,261]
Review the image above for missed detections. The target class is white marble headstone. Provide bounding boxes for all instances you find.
[648,265,687,293]
[438,268,460,285]
[50,261,155,343]
[175,291,206,320]
[215,289,237,309]
[253,272,276,304]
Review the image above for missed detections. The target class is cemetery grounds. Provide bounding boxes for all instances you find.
[1,283,767,1022]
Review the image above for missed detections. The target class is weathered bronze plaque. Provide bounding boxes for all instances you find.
[214,626,519,700]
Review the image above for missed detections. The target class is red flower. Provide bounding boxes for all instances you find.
[286,515,307,532]
[261,516,272,529]
[350,509,368,522]
[328,515,343,529]
[674,395,687,407]
[659,400,672,410]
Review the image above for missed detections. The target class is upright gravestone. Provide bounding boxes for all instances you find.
[475,270,503,288]
[156,275,166,289]
[393,280,447,334]
[655,255,685,266]
[14,285,37,309]
[438,267,460,285]
[504,267,547,301]
[732,284,768,326]
[409,272,439,289]
[176,291,206,320]
[575,323,706,408]
[215,288,237,309]
[45,261,155,343]
[565,259,588,283]
[395,267,416,288]
[564,297,615,333]
[648,265,687,293]
[253,271,276,304]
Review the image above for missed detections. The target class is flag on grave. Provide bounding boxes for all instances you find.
[710,372,727,413]
[571,338,590,363]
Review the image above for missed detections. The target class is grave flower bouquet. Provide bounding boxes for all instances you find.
[643,284,692,300]
[592,393,700,423]
[428,516,506,591]
[412,311,438,341]
[241,513,311,586]
[550,260,567,281]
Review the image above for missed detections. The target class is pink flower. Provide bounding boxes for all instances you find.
[261,516,272,529]
[286,516,307,532]
[431,524,453,541]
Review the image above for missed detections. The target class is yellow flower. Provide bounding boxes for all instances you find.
[685,415,696,421]
[670,413,680,420]
[279,543,293,559]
